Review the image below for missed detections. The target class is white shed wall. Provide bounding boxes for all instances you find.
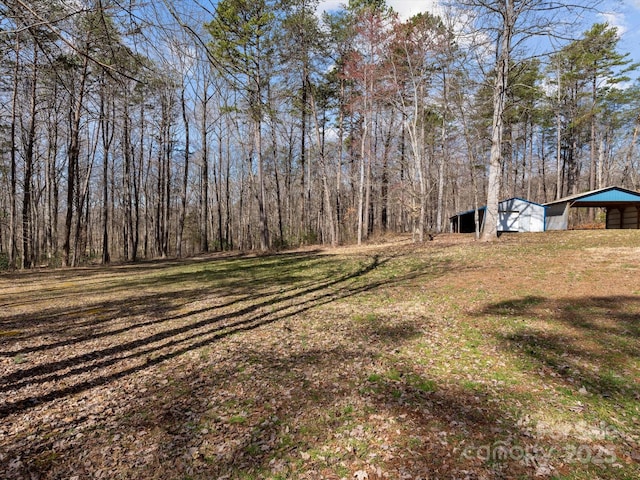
[497,198,545,232]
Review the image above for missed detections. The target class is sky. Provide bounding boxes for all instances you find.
[318,0,439,19]
[318,0,640,77]
[601,0,640,68]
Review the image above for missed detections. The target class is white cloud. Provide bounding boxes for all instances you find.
[599,11,628,36]
[387,0,440,19]
[317,0,343,17]
[318,0,440,20]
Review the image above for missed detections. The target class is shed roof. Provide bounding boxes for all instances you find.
[544,186,640,207]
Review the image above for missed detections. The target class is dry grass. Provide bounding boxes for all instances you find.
[1,231,639,479]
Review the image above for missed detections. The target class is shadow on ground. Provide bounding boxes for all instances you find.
[8,249,635,479]
[0,252,392,414]
[0,248,521,480]
[482,295,640,401]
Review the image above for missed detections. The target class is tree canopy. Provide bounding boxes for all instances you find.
[0,0,638,267]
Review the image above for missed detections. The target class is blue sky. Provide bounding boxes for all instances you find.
[318,0,640,76]
[318,0,439,19]
[601,0,640,68]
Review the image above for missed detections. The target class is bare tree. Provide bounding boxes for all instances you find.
[456,0,597,240]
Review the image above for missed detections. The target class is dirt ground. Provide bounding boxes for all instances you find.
[1,231,639,479]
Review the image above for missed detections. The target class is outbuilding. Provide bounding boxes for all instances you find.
[544,186,640,230]
[450,197,546,233]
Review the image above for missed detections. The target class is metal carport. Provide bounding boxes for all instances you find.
[544,186,640,230]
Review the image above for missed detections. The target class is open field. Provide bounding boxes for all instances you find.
[1,231,640,480]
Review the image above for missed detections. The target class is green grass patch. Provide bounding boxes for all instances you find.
[1,330,21,337]
[3,231,640,479]
[227,415,247,425]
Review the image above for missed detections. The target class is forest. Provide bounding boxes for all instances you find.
[1,0,639,268]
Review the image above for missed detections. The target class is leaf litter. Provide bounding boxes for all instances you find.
[1,231,640,479]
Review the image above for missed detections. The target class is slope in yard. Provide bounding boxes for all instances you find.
[1,231,639,479]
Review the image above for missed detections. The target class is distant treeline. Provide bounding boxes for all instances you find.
[0,0,638,267]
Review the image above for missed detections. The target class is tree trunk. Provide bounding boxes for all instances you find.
[436,70,449,234]
[176,87,190,258]
[132,100,144,262]
[336,79,345,244]
[310,90,337,247]
[589,75,597,192]
[123,101,134,261]
[300,71,308,241]
[622,113,640,190]
[101,91,112,264]
[268,98,285,247]
[73,137,96,266]
[555,64,563,200]
[63,53,89,266]
[45,93,59,262]
[200,88,209,253]
[22,49,38,269]
[256,117,269,250]
[225,129,232,249]
[357,119,367,245]
[482,0,513,242]
[9,37,19,268]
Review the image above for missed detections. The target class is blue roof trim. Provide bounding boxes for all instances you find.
[572,189,640,203]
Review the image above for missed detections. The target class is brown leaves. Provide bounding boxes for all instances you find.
[1,235,640,479]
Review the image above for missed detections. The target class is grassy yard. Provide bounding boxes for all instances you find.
[1,231,639,479]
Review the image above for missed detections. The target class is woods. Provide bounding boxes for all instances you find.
[1,0,639,268]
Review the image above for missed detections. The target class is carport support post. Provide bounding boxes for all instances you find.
[619,207,624,229]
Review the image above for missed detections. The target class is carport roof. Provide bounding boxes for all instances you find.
[544,186,640,208]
